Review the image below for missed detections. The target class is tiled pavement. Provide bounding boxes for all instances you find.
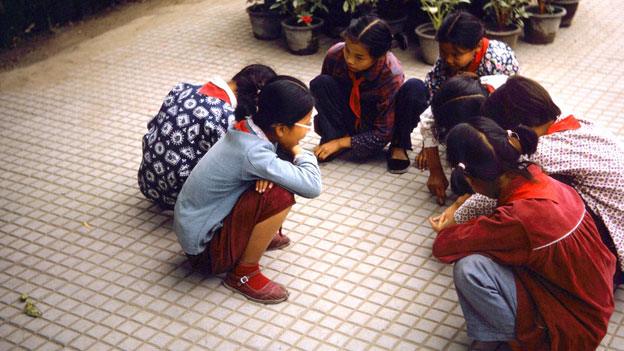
[1,0,623,349]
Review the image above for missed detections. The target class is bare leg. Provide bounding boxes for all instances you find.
[239,206,291,264]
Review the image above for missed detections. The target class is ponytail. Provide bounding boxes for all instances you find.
[232,64,277,121]
[252,75,315,132]
[446,117,538,182]
[511,125,538,155]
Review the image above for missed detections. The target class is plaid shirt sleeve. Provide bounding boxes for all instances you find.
[350,55,404,159]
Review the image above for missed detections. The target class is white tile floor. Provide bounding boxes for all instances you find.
[1,0,623,350]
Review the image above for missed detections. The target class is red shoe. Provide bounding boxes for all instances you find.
[223,269,289,304]
[267,228,290,251]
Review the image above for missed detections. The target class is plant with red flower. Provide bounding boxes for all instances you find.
[299,14,313,25]
[271,0,327,26]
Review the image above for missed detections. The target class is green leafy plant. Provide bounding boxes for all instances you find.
[483,0,529,29]
[420,0,471,30]
[247,0,279,11]
[272,0,329,25]
[342,0,378,13]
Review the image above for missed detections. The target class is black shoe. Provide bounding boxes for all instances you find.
[387,149,410,174]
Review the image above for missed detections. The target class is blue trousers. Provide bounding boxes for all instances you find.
[454,255,518,341]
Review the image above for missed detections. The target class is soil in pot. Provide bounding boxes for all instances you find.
[414,23,438,65]
[247,4,283,40]
[549,0,579,27]
[523,5,567,44]
[281,17,324,55]
[485,23,522,50]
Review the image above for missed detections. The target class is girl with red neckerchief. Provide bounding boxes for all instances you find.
[417,11,519,205]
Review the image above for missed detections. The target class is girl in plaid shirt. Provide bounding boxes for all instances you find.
[310,15,426,174]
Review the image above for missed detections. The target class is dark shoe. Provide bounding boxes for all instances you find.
[223,270,289,304]
[267,228,290,251]
[387,148,410,174]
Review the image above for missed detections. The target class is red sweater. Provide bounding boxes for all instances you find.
[433,167,615,350]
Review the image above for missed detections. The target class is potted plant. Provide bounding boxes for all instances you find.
[247,0,285,40]
[482,0,529,49]
[415,0,471,65]
[273,0,328,55]
[547,0,579,27]
[376,0,411,35]
[523,0,567,44]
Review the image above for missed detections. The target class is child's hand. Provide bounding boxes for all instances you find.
[290,144,302,157]
[416,149,428,170]
[255,179,273,193]
[429,211,456,233]
[428,171,449,205]
[314,139,342,161]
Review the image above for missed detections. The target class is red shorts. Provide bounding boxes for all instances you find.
[191,185,295,274]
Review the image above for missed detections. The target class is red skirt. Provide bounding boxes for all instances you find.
[193,185,295,274]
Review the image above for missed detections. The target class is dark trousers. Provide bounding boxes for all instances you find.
[310,75,428,153]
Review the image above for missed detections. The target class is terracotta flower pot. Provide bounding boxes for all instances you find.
[523,5,567,44]
[247,5,283,40]
[414,23,438,65]
[281,17,324,55]
[485,23,523,50]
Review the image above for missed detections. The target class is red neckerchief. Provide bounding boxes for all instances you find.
[483,84,496,94]
[467,38,489,73]
[499,165,554,204]
[545,115,581,135]
[198,82,231,105]
[348,71,365,128]
[233,119,251,133]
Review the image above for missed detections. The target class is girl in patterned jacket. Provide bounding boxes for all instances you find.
[414,11,519,205]
[174,76,322,304]
[443,75,624,286]
[138,64,276,210]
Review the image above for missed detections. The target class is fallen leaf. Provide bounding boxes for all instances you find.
[24,300,42,318]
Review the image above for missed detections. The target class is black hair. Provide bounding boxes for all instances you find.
[252,75,315,132]
[232,64,277,121]
[343,15,407,58]
[431,75,489,143]
[436,11,485,50]
[445,117,538,182]
[482,75,562,130]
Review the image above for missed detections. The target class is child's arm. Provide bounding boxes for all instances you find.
[245,143,322,199]
[424,147,448,205]
[432,204,531,265]
[314,136,351,160]
[454,193,498,224]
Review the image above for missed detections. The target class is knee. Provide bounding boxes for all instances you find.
[399,78,428,104]
[265,185,295,204]
[310,75,336,95]
[453,254,492,292]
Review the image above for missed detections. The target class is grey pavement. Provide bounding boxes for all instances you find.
[1,0,623,350]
